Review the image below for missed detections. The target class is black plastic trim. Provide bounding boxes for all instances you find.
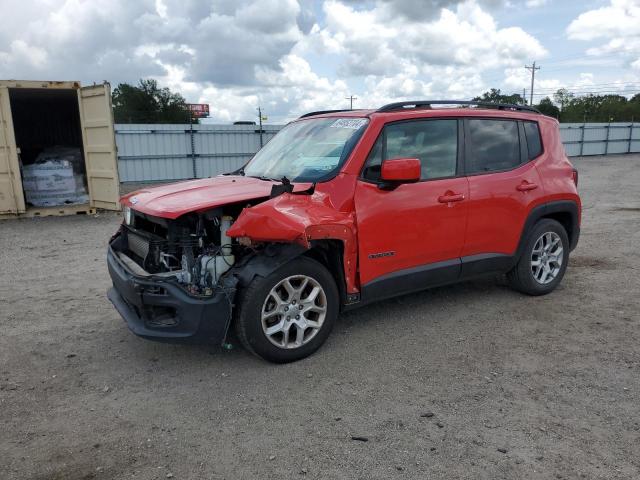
[460,253,514,278]
[107,244,234,344]
[232,243,308,287]
[299,109,353,118]
[360,259,461,305]
[515,200,581,258]
[376,100,540,114]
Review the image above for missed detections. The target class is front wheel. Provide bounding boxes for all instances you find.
[234,256,339,363]
[507,219,570,296]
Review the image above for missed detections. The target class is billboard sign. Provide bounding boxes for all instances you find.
[187,103,210,118]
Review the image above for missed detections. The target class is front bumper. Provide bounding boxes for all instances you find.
[106,242,234,344]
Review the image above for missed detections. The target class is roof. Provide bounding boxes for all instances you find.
[298,100,542,121]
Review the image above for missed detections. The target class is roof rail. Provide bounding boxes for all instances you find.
[376,100,540,114]
[298,109,353,119]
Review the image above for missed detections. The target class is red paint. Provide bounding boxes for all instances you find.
[226,192,359,293]
[120,175,312,219]
[355,177,469,285]
[380,158,421,182]
[121,107,581,295]
[461,161,546,257]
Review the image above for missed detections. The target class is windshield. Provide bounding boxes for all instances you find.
[244,117,369,182]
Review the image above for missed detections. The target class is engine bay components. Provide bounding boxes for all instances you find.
[117,210,239,296]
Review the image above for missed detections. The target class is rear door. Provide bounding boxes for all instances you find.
[462,118,546,261]
[0,86,25,214]
[78,83,120,210]
[355,118,469,297]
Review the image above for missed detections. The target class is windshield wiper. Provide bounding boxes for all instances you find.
[269,176,316,198]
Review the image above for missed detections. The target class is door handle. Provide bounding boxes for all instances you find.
[516,181,538,192]
[438,191,465,203]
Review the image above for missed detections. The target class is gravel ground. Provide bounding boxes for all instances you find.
[1,155,639,480]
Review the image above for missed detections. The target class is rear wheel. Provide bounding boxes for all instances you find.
[507,219,569,296]
[234,256,339,363]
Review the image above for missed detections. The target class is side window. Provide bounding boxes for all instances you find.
[523,121,543,160]
[362,120,458,181]
[467,119,521,174]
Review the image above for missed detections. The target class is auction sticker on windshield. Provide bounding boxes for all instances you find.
[330,118,367,129]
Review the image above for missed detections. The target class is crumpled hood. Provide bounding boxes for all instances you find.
[120,175,311,219]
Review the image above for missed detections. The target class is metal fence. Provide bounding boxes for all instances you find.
[115,123,282,182]
[559,123,640,157]
[116,122,640,183]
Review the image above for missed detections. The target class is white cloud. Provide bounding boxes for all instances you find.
[0,0,552,121]
[317,0,546,77]
[567,0,640,70]
[525,0,549,7]
[310,0,546,101]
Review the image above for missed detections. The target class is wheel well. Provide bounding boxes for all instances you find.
[304,240,347,308]
[541,211,574,244]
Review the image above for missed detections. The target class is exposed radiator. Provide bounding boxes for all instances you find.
[127,231,150,260]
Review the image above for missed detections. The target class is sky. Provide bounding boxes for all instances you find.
[0,0,639,123]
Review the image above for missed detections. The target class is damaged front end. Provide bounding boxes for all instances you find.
[107,209,239,344]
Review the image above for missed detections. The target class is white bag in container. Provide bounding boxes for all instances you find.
[22,159,89,207]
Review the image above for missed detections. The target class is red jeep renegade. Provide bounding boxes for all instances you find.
[108,100,581,363]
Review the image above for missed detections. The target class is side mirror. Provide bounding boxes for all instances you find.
[379,158,421,188]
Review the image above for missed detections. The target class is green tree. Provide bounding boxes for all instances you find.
[535,97,560,118]
[112,79,192,124]
[473,88,525,105]
[553,88,574,113]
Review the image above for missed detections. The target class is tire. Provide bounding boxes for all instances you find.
[234,256,339,363]
[507,219,570,296]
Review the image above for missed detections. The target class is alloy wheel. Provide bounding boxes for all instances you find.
[261,275,327,349]
[530,231,564,285]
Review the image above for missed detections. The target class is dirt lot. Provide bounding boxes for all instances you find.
[1,155,639,480]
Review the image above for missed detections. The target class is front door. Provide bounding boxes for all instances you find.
[355,118,469,300]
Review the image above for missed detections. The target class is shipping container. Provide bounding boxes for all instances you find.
[0,80,120,218]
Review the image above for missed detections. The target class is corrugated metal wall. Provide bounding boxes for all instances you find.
[116,122,640,183]
[116,124,281,182]
[559,123,640,157]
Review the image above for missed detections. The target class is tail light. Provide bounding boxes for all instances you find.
[571,168,579,187]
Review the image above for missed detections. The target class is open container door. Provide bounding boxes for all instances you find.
[78,83,120,210]
[0,86,25,214]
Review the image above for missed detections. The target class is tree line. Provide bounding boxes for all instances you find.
[112,79,640,124]
[474,88,640,123]
[112,79,196,124]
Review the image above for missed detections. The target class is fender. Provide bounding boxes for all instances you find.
[515,200,581,261]
[227,191,359,293]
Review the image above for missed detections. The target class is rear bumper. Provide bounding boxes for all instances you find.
[106,244,233,344]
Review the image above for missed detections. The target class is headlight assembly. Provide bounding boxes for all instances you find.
[123,205,133,225]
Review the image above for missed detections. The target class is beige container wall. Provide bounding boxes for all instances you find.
[0,80,120,216]
[78,84,120,210]
[0,86,23,213]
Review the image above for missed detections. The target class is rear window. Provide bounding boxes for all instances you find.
[466,119,520,174]
[524,121,543,159]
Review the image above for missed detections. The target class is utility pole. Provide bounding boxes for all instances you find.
[525,61,540,107]
[522,88,526,105]
[345,95,357,110]
[257,106,265,148]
